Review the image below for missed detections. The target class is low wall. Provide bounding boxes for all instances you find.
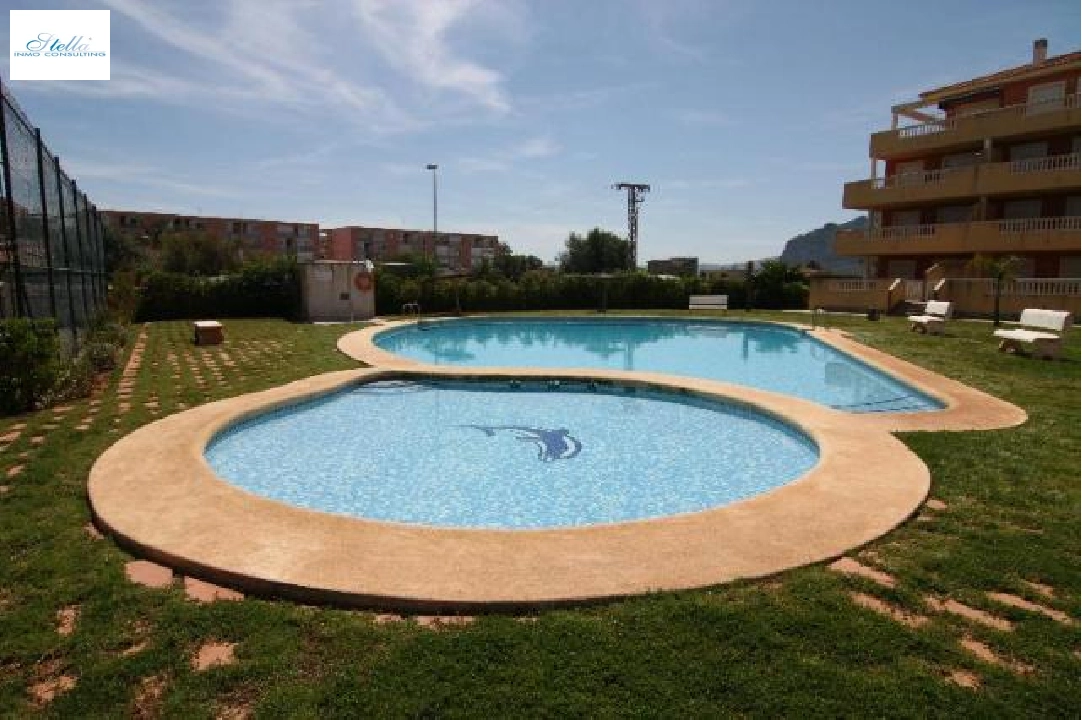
[299,262,375,322]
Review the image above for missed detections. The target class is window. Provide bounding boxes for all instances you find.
[1008,142,1048,162]
[1025,81,1066,115]
[935,205,972,223]
[1002,199,1043,219]
[1060,255,1080,278]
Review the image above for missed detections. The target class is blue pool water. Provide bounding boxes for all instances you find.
[375,319,942,413]
[206,379,819,529]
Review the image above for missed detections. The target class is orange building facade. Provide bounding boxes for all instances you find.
[323,226,500,272]
[102,210,320,262]
[811,40,1080,318]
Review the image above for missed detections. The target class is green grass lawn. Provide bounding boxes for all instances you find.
[0,314,1077,718]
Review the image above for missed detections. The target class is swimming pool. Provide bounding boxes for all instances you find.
[373,318,943,413]
[206,378,819,529]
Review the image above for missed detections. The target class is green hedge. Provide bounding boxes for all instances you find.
[0,318,60,415]
[375,271,766,315]
[134,260,301,321]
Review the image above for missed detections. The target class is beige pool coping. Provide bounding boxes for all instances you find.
[89,317,1026,612]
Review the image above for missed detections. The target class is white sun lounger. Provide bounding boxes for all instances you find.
[688,295,728,312]
[992,308,1071,359]
[907,300,953,335]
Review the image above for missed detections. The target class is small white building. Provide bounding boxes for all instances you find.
[298,260,376,322]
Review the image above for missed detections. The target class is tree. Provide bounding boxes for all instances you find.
[559,228,630,274]
[969,254,1022,327]
[751,260,808,310]
[159,231,239,276]
[493,253,543,281]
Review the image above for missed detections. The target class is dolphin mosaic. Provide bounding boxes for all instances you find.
[460,425,582,462]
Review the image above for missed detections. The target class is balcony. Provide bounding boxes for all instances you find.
[843,153,1081,208]
[870,95,1080,158]
[836,216,1080,256]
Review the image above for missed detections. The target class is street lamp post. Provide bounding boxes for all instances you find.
[425,163,438,263]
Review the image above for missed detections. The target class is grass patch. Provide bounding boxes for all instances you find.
[0,314,1077,716]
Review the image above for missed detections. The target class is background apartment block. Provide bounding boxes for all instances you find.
[322,226,500,271]
[102,211,320,262]
[647,256,700,276]
[812,40,1080,317]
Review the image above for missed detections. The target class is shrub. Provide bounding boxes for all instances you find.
[0,318,60,415]
[134,259,301,321]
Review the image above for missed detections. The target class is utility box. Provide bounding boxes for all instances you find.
[193,321,224,346]
[299,261,376,322]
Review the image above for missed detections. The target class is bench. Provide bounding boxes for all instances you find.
[907,300,952,335]
[193,320,224,346]
[689,295,728,312]
[993,309,1071,359]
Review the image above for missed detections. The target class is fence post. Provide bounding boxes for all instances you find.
[81,192,96,318]
[54,155,78,342]
[0,78,27,317]
[34,127,58,318]
[71,181,90,324]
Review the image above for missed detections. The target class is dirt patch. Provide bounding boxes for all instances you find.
[415,615,476,629]
[849,591,928,629]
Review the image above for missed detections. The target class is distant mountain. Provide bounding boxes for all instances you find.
[779,217,866,275]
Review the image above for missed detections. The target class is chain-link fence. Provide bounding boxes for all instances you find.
[0,78,107,350]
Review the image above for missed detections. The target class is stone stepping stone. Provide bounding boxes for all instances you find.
[56,606,78,635]
[958,637,1032,674]
[30,436,45,446]
[0,431,22,444]
[849,592,928,628]
[415,615,475,629]
[192,641,237,671]
[183,577,244,603]
[828,557,896,588]
[29,675,77,705]
[124,560,174,589]
[6,465,25,478]
[944,669,980,689]
[84,523,104,540]
[1020,580,1055,598]
[986,591,1076,625]
[924,596,1012,631]
[131,673,168,715]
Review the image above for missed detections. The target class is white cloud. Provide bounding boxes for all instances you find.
[350,0,514,113]
[457,135,560,173]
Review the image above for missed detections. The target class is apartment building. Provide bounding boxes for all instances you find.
[811,40,1080,317]
[323,226,500,272]
[647,257,699,276]
[102,210,320,262]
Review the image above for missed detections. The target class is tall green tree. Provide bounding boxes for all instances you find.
[493,253,543,280]
[969,254,1022,327]
[159,231,239,276]
[559,228,630,274]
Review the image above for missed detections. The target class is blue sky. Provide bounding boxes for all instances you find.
[2,0,1078,264]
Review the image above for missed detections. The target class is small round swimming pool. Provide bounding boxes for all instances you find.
[206,379,819,529]
[373,318,943,413]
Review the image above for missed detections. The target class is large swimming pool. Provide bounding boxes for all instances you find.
[373,318,942,413]
[206,379,819,529]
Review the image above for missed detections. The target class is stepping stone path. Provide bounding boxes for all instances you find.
[56,606,78,636]
[30,675,77,706]
[828,557,897,588]
[958,636,1032,675]
[986,591,1076,625]
[924,596,1013,632]
[945,669,981,689]
[849,592,928,629]
[124,560,174,589]
[118,327,150,415]
[192,641,237,671]
[184,577,244,603]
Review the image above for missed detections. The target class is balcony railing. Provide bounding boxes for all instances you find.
[997,216,1080,233]
[1009,152,1080,173]
[945,277,1080,297]
[895,95,1079,140]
